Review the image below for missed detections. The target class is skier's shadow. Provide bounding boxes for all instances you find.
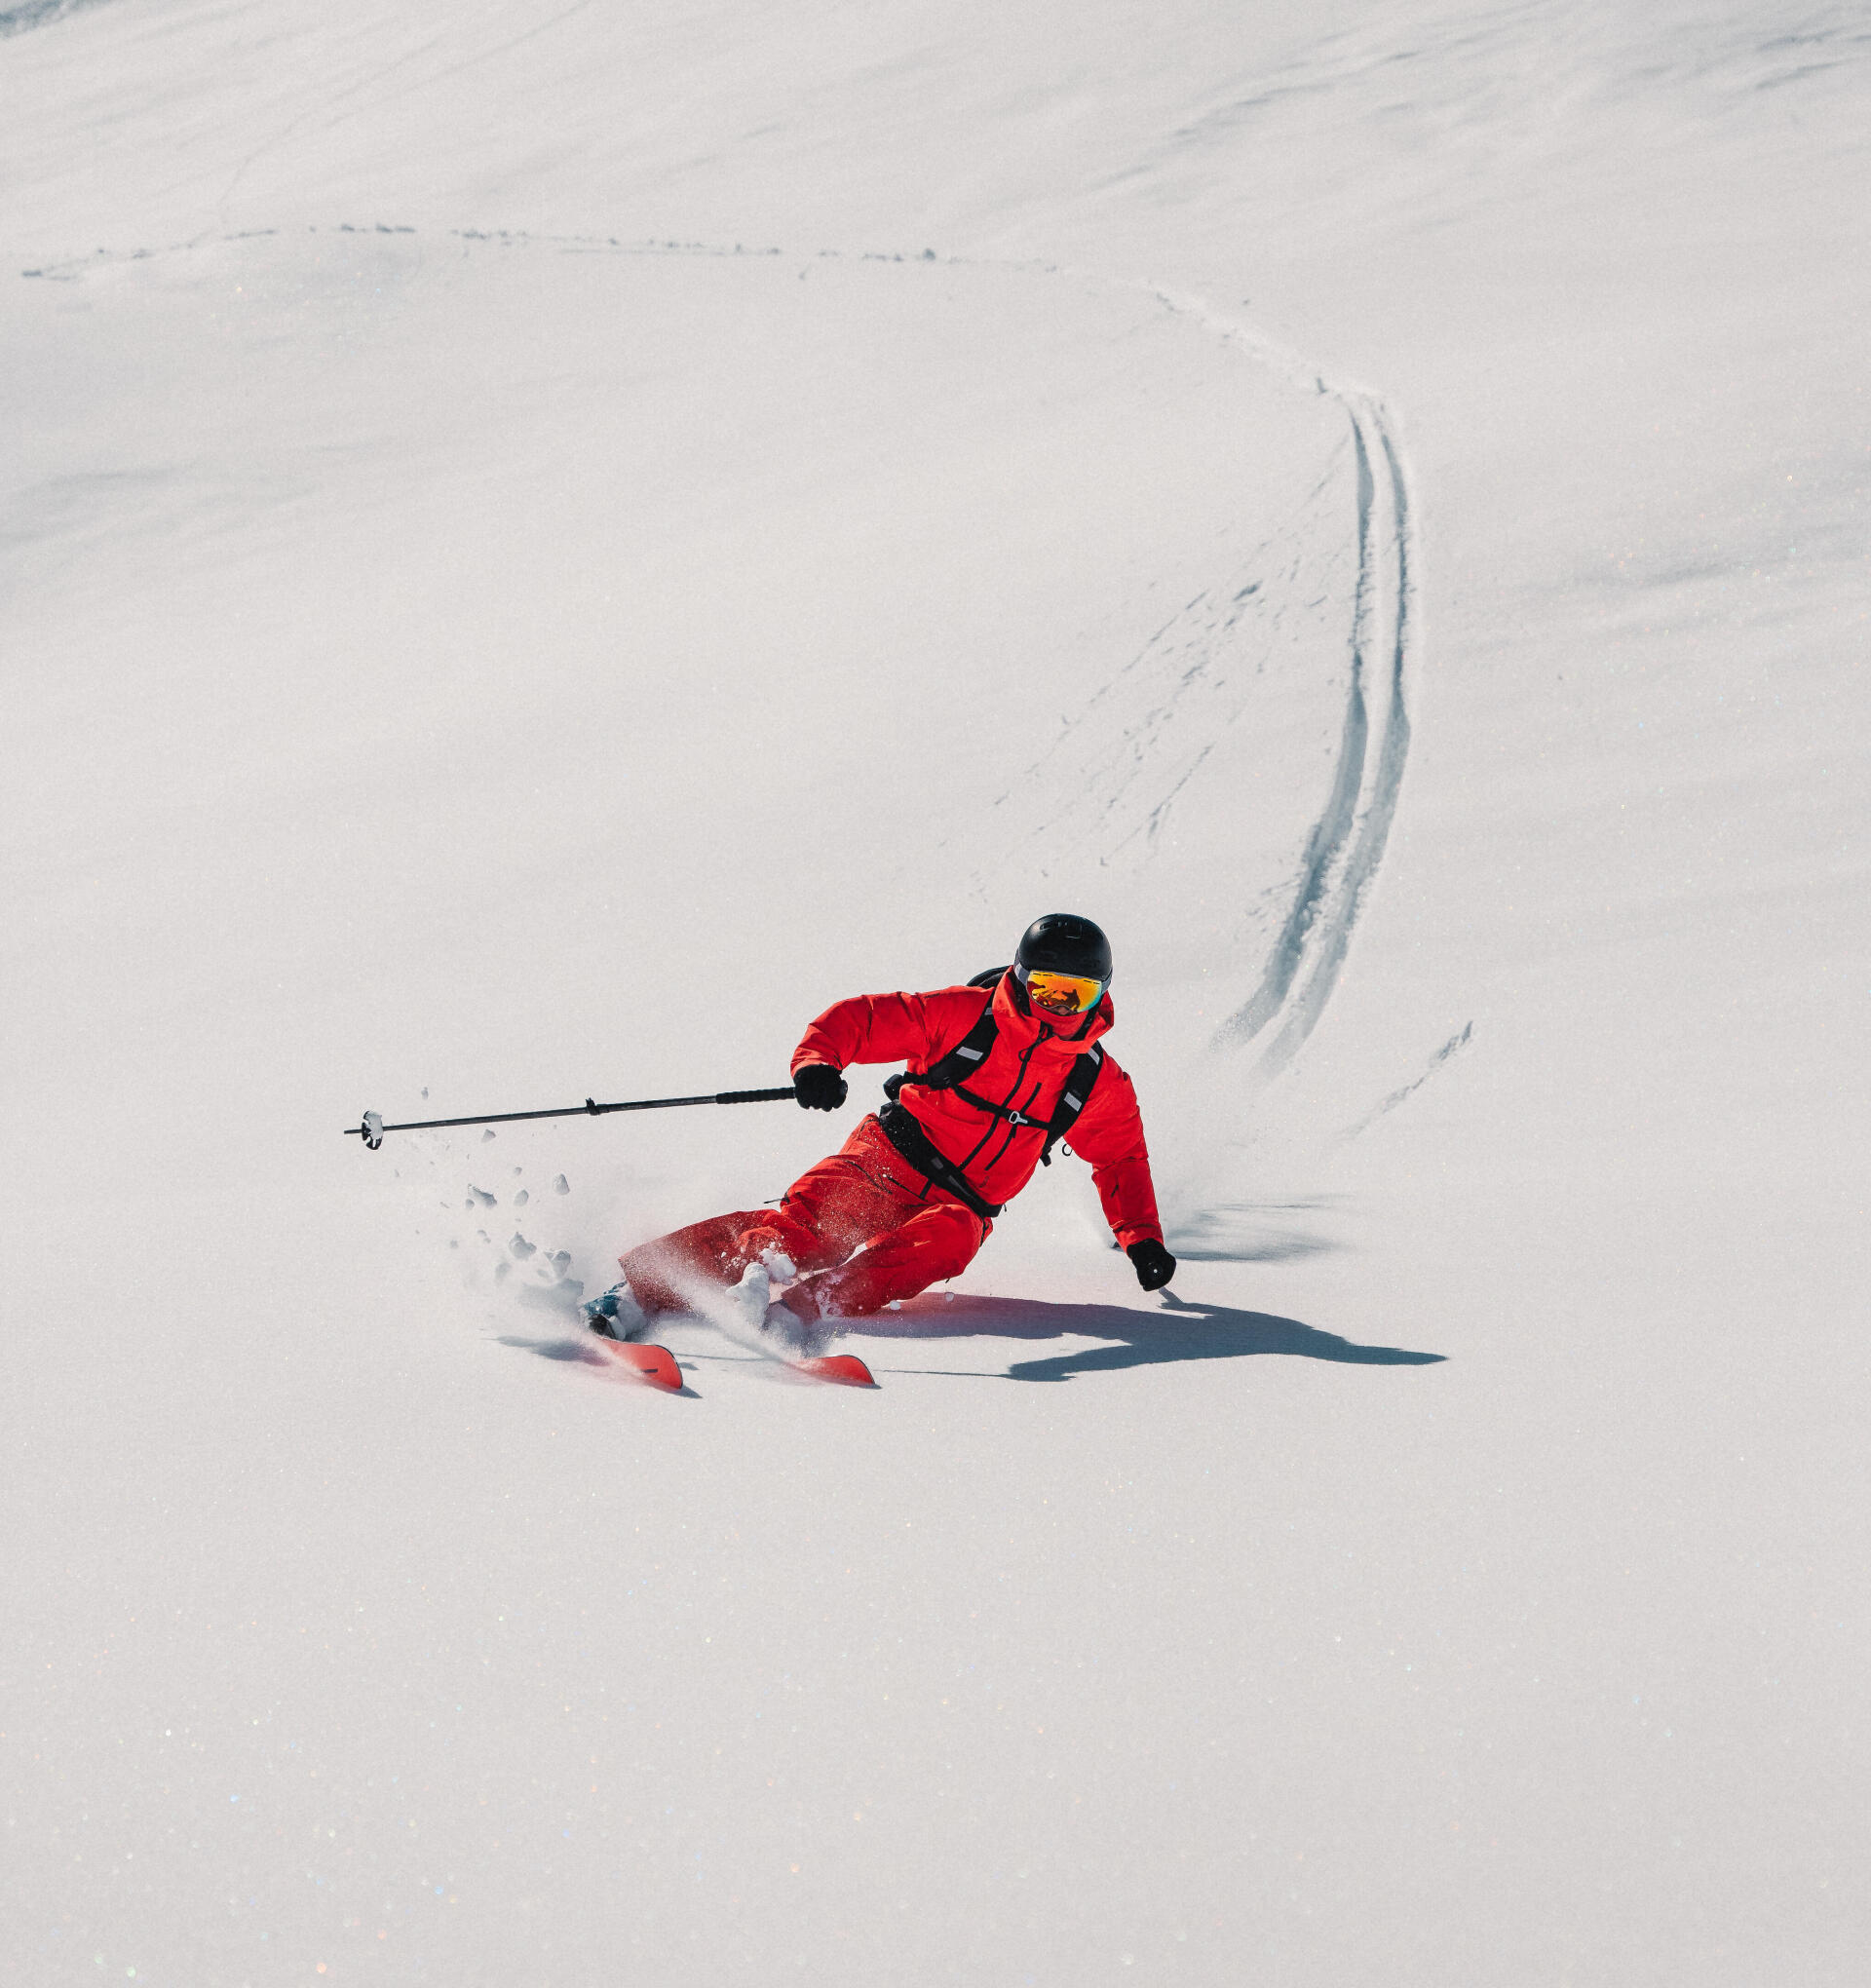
[852,1289,1443,1382]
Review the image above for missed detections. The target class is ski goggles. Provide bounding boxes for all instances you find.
[1017,966,1107,1016]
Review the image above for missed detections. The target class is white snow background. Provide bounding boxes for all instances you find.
[3,2,1868,1982]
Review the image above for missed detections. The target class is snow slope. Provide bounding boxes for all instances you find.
[4,3,1868,1984]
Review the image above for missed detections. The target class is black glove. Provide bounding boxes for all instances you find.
[1126,1238,1176,1291]
[793,1064,848,1111]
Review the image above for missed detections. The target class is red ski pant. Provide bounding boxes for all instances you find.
[619,1114,989,1320]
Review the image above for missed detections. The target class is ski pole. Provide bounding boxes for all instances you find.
[344,1087,796,1150]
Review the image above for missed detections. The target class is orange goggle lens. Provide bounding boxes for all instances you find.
[1021,970,1106,1015]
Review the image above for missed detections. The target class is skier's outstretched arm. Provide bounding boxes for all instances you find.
[791,989,982,1082]
[1069,1066,1175,1290]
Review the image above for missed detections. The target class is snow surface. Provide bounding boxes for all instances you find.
[4,2,1868,1982]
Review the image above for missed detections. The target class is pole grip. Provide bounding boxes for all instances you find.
[714,1086,797,1105]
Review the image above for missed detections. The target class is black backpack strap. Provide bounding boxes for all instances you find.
[1039,1043,1105,1166]
[875,1102,1005,1220]
[941,1042,1104,1158]
[883,984,1003,1103]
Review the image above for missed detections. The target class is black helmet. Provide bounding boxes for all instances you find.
[1016,912,1113,980]
[1013,913,1112,1017]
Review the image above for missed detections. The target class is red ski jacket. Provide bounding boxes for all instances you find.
[792,975,1164,1246]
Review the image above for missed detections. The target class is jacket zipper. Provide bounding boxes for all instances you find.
[972,1035,1052,1181]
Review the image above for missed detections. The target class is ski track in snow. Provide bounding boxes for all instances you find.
[1249,401,1415,1082]
[1148,287,1421,1083]
[18,224,1420,1090]
[1336,1020,1473,1141]
[0,0,106,38]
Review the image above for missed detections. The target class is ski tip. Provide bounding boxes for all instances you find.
[797,1353,877,1388]
[602,1341,683,1392]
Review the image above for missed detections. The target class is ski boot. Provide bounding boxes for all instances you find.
[583,1280,651,1344]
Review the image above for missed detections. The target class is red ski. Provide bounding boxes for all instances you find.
[794,1353,876,1388]
[597,1340,683,1392]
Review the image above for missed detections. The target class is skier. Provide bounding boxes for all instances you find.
[585,913,1176,1349]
